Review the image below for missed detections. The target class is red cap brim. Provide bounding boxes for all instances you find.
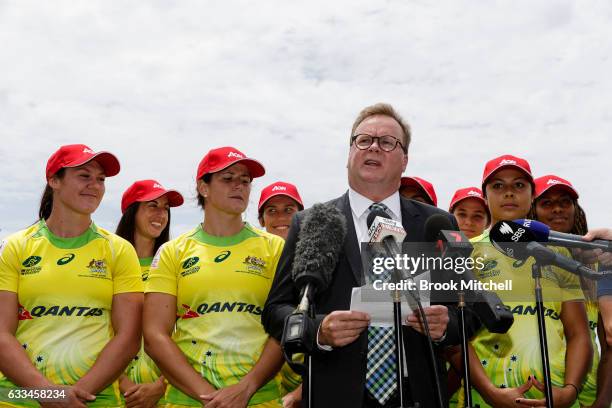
[258,192,304,211]
[536,183,578,200]
[137,190,185,207]
[65,151,121,177]
[205,158,265,179]
[482,165,534,193]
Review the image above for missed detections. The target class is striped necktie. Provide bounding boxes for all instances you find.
[365,202,398,404]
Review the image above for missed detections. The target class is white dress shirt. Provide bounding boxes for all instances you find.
[348,187,402,247]
[317,189,402,351]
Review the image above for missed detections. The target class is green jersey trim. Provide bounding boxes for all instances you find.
[191,223,260,247]
[32,220,103,249]
[139,257,153,267]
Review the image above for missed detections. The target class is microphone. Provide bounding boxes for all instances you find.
[281,203,347,373]
[490,220,606,280]
[513,219,612,252]
[424,214,513,333]
[366,208,406,257]
[366,208,420,308]
[291,203,347,312]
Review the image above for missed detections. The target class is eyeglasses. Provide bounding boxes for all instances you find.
[351,134,405,152]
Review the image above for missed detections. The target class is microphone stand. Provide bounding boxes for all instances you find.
[373,241,415,407]
[280,285,316,408]
[389,265,418,407]
[307,303,313,408]
[531,261,554,408]
[398,280,441,408]
[392,286,408,408]
[457,290,473,408]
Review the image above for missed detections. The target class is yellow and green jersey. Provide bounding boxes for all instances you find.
[125,257,162,384]
[145,223,284,407]
[460,230,584,408]
[576,300,599,406]
[279,364,301,395]
[0,220,142,407]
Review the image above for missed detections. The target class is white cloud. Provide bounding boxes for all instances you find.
[1,0,611,239]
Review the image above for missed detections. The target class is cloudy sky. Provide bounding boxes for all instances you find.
[1,0,610,239]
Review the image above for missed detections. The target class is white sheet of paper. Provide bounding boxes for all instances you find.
[349,273,431,327]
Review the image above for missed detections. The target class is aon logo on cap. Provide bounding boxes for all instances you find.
[228,152,244,159]
[499,159,516,165]
[547,179,561,185]
[272,186,287,191]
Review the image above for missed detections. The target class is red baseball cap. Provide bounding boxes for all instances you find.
[46,144,120,180]
[481,154,533,192]
[258,181,304,212]
[400,176,438,206]
[196,146,265,180]
[534,175,578,200]
[449,187,487,212]
[121,179,184,214]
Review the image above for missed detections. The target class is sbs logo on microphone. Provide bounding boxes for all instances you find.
[499,223,514,235]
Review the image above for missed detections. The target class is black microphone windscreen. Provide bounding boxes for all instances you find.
[424,214,454,242]
[291,203,347,293]
[366,209,391,230]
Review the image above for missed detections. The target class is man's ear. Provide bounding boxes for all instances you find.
[402,153,409,173]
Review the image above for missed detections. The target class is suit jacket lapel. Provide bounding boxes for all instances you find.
[336,192,363,285]
[401,197,422,242]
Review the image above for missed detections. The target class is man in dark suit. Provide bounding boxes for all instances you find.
[262,103,480,408]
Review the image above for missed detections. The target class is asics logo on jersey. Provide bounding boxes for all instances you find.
[57,253,75,265]
[227,152,244,159]
[271,186,287,191]
[22,256,42,267]
[214,251,231,263]
[499,159,516,165]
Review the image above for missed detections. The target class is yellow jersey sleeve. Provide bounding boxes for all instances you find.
[268,235,284,281]
[559,268,584,302]
[110,236,144,294]
[550,247,584,302]
[0,235,23,293]
[146,242,178,295]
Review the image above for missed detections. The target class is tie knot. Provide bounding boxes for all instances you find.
[369,202,390,215]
